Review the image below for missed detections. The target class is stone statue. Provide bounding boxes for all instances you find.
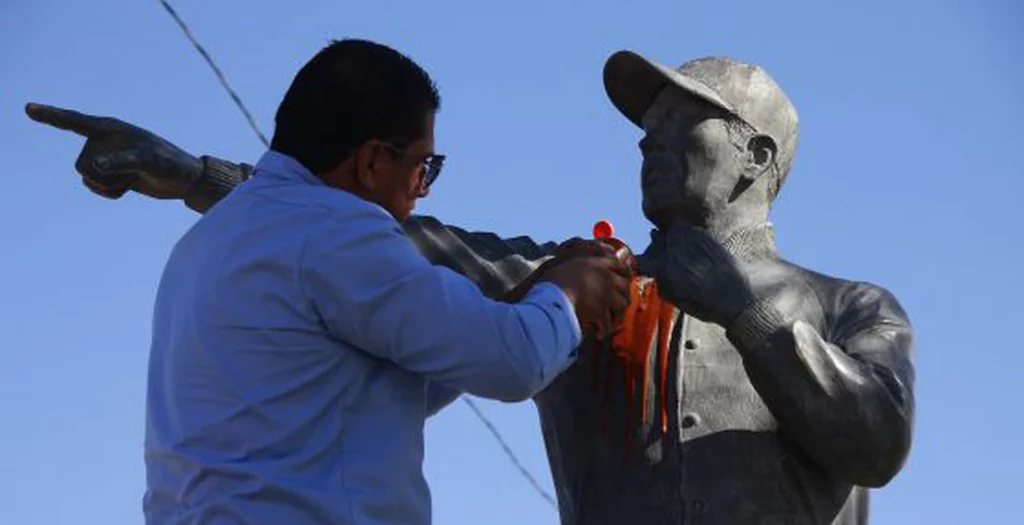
[26,49,915,524]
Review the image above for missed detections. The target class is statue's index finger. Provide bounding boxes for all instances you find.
[24,102,110,138]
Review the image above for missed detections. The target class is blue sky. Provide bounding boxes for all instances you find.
[2,0,1021,523]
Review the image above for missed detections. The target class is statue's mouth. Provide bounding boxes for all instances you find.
[641,153,689,219]
[641,154,681,189]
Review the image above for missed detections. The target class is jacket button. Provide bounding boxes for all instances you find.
[684,339,698,350]
[681,413,699,428]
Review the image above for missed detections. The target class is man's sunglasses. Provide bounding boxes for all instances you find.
[382,142,446,189]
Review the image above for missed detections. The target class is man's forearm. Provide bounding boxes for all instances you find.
[726,298,915,488]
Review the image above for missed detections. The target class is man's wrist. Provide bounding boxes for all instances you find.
[524,281,583,358]
[534,259,581,306]
[500,258,556,303]
[726,299,791,351]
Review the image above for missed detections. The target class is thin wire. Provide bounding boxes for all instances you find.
[156,0,269,147]
[154,0,557,511]
[461,397,558,509]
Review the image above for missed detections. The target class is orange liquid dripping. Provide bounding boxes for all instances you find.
[657,300,674,435]
[595,277,675,443]
[589,221,674,443]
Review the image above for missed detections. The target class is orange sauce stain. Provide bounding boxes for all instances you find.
[593,277,675,442]
[589,223,675,443]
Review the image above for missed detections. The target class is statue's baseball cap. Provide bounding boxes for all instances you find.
[603,51,799,179]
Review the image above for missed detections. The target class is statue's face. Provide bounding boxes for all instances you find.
[639,87,746,229]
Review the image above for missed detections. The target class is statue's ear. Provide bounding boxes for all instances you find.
[742,134,777,182]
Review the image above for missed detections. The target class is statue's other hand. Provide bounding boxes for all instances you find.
[650,225,756,327]
[25,102,202,201]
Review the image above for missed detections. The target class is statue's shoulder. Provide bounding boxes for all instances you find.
[776,258,911,331]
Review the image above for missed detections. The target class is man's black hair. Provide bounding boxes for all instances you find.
[271,39,441,175]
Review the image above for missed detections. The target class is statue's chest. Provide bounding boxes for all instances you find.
[534,301,784,523]
[544,278,777,450]
[532,274,835,524]
[670,315,778,441]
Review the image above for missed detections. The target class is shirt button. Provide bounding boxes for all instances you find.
[684,339,698,350]
[680,413,699,429]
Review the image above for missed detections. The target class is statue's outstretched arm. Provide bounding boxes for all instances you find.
[25,103,251,213]
[25,102,561,283]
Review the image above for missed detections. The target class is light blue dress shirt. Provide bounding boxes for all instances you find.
[143,151,582,524]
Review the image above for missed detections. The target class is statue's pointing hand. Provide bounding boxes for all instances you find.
[643,225,756,328]
[25,103,202,201]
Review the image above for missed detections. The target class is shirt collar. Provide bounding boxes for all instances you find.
[250,149,400,223]
[252,150,326,187]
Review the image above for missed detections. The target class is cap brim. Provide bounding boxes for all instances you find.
[603,50,736,129]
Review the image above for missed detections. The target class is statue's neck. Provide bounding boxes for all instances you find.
[703,213,777,261]
[721,223,777,261]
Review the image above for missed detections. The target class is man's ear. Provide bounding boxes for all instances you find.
[742,134,777,182]
[354,141,383,191]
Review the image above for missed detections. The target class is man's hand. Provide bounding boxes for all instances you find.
[24,102,202,200]
[539,254,632,340]
[552,237,614,260]
[643,225,756,327]
[556,237,639,273]
[500,238,628,304]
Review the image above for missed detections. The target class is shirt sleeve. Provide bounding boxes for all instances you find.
[300,210,582,402]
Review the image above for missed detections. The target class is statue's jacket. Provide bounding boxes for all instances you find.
[403,215,914,525]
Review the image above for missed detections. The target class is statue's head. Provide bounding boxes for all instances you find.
[604,52,798,229]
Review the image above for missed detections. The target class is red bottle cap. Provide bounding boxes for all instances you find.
[593,220,615,240]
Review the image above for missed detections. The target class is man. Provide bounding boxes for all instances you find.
[53,39,633,525]
[27,49,915,524]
